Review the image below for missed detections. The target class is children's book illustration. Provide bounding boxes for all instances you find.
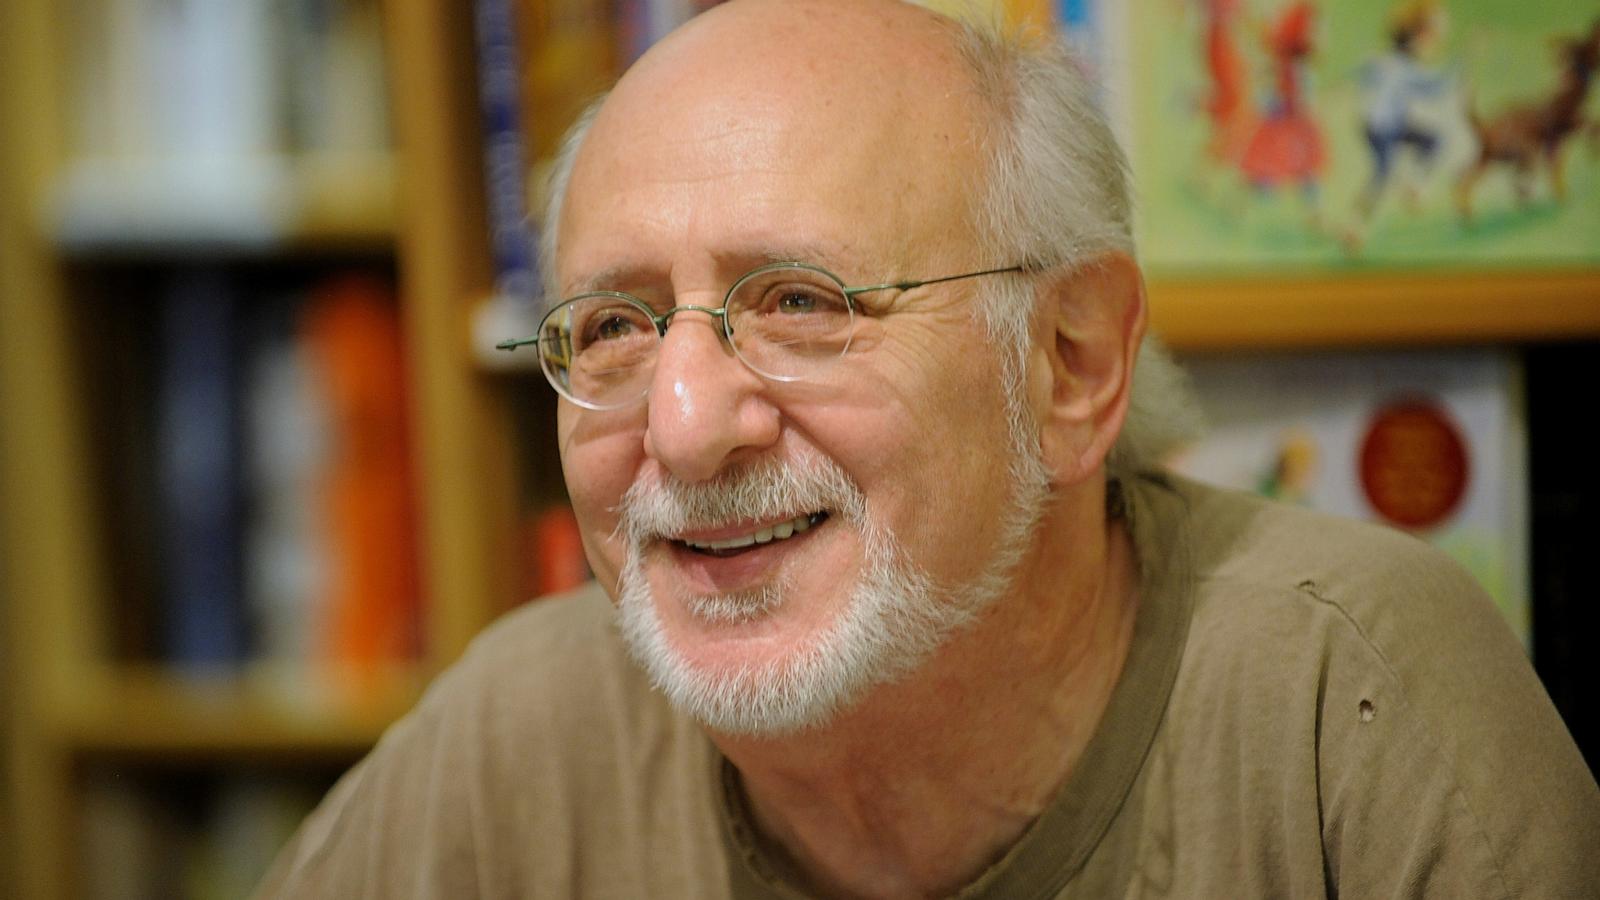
[1130,0,1600,270]
[1168,349,1529,646]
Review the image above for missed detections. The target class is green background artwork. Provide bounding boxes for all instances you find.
[1127,0,1600,272]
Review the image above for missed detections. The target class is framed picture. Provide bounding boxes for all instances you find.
[1126,0,1600,272]
[917,1,1599,345]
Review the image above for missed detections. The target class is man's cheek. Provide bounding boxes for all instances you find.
[561,449,640,596]
[585,536,626,600]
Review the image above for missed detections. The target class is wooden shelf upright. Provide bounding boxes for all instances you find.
[0,0,521,897]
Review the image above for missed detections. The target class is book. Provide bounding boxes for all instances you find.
[156,267,248,667]
[1168,348,1531,647]
[58,0,393,251]
[182,774,324,900]
[614,0,719,65]
[81,278,165,662]
[301,275,422,668]
[81,768,327,900]
[283,0,390,158]
[518,0,616,160]
[481,0,542,305]
[242,293,330,667]
[148,0,283,161]
[80,769,185,900]
[520,504,591,603]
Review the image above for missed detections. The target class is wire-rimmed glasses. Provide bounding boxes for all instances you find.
[496,261,1025,410]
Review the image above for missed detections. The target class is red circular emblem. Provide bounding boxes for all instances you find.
[1358,400,1469,531]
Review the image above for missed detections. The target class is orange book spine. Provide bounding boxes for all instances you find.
[302,275,422,668]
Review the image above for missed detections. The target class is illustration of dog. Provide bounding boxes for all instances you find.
[1455,18,1600,222]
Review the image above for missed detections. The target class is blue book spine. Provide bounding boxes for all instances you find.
[615,0,653,66]
[157,267,247,666]
[474,0,539,305]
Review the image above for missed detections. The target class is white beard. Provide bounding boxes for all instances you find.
[614,403,1051,737]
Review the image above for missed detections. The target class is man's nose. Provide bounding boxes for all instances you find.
[644,310,780,482]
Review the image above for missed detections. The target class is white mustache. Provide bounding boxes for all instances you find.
[616,451,866,547]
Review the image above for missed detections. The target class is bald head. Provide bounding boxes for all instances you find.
[635,0,969,86]
[604,0,987,155]
[555,0,999,296]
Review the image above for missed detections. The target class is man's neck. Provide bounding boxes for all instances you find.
[712,488,1143,899]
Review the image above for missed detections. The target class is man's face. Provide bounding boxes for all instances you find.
[553,1,1049,733]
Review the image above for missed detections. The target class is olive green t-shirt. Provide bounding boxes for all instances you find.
[256,474,1600,898]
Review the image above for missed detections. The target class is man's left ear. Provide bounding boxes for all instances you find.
[1031,251,1146,486]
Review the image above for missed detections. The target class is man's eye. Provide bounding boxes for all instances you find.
[760,285,846,316]
[595,315,636,339]
[578,310,646,346]
[777,291,819,314]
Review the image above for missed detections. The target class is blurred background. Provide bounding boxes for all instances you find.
[1,0,1596,897]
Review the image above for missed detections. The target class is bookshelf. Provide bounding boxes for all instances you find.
[0,0,520,896]
[1146,269,1600,350]
[2,2,1597,900]
[51,154,397,253]
[44,666,425,758]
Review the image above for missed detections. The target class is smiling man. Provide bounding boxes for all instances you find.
[258,1,1599,897]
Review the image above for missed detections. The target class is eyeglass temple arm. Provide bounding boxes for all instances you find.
[496,301,733,351]
[842,264,1028,297]
[495,336,540,351]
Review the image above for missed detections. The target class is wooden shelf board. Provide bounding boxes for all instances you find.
[289,153,401,248]
[49,153,397,255]
[1148,269,1600,350]
[42,664,425,757]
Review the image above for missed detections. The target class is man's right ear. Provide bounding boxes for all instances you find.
[1031,252,1147,487]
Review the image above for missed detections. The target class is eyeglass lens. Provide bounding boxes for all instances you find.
[539,264,857,407]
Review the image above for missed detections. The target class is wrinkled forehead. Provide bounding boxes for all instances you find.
[560,0,994,277]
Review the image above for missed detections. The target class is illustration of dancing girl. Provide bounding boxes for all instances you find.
[1239,2,1329,226]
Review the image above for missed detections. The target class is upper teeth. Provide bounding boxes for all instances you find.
[682,514,817,551]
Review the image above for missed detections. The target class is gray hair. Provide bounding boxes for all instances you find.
[948,15,1201,476]
[539,98,603,305]
[538,4,1199,476]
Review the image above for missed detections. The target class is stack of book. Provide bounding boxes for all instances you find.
[89,270,422,674]
[57,0,391,249]
[80,767,332,900]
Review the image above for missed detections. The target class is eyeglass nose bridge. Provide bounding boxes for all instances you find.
[652,303,733,338]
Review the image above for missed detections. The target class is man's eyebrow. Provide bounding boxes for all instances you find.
[563,243,857,296]
[746,243,846,268]
[566,263,653,296]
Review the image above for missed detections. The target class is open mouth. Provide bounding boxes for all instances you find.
[673,512,830,558]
